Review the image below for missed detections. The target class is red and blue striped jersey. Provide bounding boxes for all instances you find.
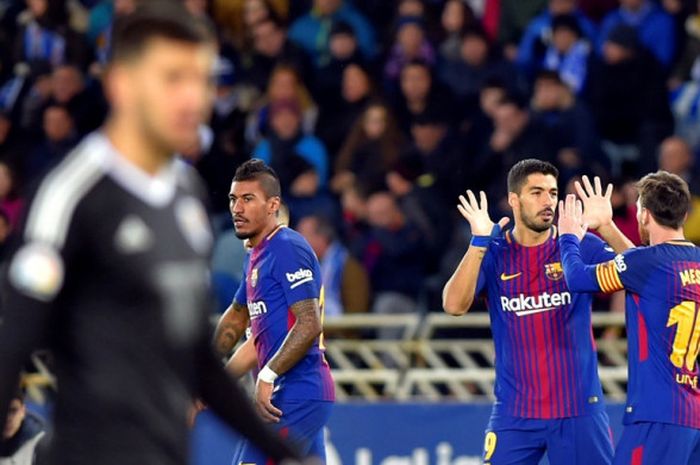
[477,227,614,419]
[234,225,335,402]
[560,235,700,429]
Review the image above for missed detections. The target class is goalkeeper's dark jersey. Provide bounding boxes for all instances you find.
[0,132,298,465]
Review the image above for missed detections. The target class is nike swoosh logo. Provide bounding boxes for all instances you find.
[500,272,522,281]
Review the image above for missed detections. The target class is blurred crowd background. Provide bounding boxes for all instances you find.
[1,0,700,317]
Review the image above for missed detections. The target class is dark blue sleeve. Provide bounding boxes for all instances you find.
[580,233,616,264]
[273,240,321,306]
[233,255,248,306]
[560,234,607,293]
[607,247,649,295]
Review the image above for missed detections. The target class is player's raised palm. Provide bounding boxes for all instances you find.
[576,175,613,231]
[558,194,587,241]
[457,190,509,236]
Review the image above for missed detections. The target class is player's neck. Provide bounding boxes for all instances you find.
[649,226,686,246]
[512,224,551,247]
[104,117,172,176]
[248,221,282,248]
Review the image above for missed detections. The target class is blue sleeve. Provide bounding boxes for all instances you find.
[560,234,606,293]
[607,247,648,295]
[642,13,675,67]
[516,16,545,70]
[273,240,321,306]
[580,233,616,264]
[233,259,248,306]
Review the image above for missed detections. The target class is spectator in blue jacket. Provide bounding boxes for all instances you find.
[516,0,597,75]
[598,0,675,67]
[543,14,592,94]
[252,99,329,189]
[288,0,376,68]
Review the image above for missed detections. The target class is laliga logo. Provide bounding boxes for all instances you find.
[286,268,314,289]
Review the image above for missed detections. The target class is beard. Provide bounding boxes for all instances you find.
[233,229,254,239]
[638,223,650,245]
[520,210,554,233]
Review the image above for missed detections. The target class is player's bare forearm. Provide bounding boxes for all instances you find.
[266,298,322,375]
[596,221,635,253]
[225,338,258,378]
[213,303,249,358]
[442,245,487,315]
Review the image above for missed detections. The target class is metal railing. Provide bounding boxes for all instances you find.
[322,312,628,402]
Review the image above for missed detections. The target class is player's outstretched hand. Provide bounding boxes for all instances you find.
[558,194,587,241]
[576,175,613,231]
[457,190,509,236]
[255,379,282,423]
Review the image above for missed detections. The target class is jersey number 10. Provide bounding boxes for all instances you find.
[667,301,700,371]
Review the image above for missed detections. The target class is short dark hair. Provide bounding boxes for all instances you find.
[233,159,281,198]
[110,0,215,63]
[637,170,690,229]
[507,159,559,194]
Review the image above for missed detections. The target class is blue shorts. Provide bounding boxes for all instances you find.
[483,411,613,465]
[612,422,700,465]
[234,400,333,465]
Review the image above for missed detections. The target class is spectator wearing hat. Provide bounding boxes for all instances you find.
[599,0,675,67]
[588,24,673,176]
[516,0,597,74]
[288,0,375,68]
[297,214,370,317]
[252,98,329,190]
[0,386,47,465]
[384,16,435,85]
[543,14,592,94]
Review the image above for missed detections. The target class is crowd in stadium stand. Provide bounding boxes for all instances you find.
[2,0,700,315]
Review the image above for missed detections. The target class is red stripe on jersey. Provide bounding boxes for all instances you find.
[534,313,552,418]
[637,307,649,362]
[287,307,296,330]
[631,446,644,465]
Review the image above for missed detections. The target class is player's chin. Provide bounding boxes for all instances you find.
[233,228,253,240]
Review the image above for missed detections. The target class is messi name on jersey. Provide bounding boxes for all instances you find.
[500,291,572,317]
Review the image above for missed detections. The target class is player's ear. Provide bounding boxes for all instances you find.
[507,192,518,210]
[268,196,281,216]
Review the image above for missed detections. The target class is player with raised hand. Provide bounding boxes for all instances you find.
[558,171,700,464]
[443,159,630,465]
